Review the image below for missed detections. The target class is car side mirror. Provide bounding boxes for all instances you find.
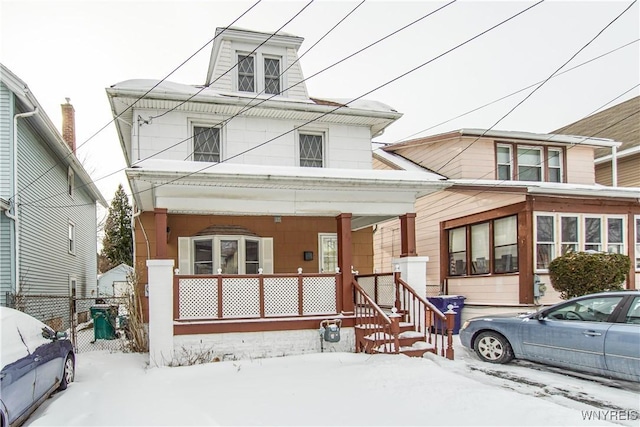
[533,311,547,321]
[41,327,54,340]
[56,331,68,340]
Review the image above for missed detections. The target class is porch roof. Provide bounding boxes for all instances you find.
[127,159,450,229]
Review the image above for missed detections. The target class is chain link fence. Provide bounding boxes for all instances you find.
[5,293,131,353]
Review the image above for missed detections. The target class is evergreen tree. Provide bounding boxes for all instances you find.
[101,184,133,270]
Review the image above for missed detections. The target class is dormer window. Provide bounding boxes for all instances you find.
[238,54,255,92]
[264,57,281,95]
[496,142,564,182]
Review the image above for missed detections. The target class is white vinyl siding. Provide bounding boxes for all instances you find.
[15,118,97,296]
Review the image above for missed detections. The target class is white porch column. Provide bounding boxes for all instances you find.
[392,256,429,300]
[147,259,174,367]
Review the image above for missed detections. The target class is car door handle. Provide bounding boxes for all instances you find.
[583,331,602,337]
[34,356,41,362]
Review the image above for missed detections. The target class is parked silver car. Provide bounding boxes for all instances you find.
[460,290,640,382]
[1,307,75,427]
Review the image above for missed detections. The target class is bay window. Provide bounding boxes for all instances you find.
[494,216,518,273]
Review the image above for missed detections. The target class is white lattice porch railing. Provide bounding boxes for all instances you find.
[174,273,339,320]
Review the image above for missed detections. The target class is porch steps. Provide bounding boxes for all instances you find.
[355,323,436,358]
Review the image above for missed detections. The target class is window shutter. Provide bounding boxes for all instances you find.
[261,237,273,274]
[178,237,192,275]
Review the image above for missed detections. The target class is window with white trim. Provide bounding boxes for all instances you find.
[67,167,74,197]
[534,213,627,271]
[495,142,564,182]
[318,233,337,273]
[548,148,563,182]
[193,126,221,162]
[264,56,281,95]
[299,132,324,167]
[237,54,255,92]
[517,146,542,181]
[180,235,272,275]
[497,144,512,180]
[635,216,640,270]
[68,221,76,255]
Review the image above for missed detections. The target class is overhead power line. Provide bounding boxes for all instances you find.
[24,0,544,209]
[435,0,638,174]
[10,0,263,203]
[25,0,457,205]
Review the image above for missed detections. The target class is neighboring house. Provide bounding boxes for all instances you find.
[552,96,639,188]
[98,263,134,297]
[373,129,640,321]
[106,27,450,363]
[0,64,107,306]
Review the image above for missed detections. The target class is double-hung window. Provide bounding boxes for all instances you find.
[448,228,467,276]
[299,132,324,167]
[607,217,624,254]
[67,167,74,197]
[193,126,221,162]
[68,221,76,255]
[264,57,280,95]
[536,215,555,269]
[548,148,563,182]
[560,216,579,254]
[517,146,542,181]
[635,216,640,270]
[237,54,255,92]
[496,144,512,180]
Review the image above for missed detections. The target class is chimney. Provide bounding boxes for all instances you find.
[61,98,76,153]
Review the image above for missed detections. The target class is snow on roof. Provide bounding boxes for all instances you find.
[458,128,620,148]
[450,179,640,199]
[312,97,398,113]
[129,159,447,184]
[372,145,445,179]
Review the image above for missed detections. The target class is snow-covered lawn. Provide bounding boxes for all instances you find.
[26,338,639,426]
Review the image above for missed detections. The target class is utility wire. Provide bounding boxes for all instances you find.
[148,0,315,121]
[25,0,456,205]
[23,0,543,209]
[10,0,262,203]
[435,0,637,174]
[392,38,639,144]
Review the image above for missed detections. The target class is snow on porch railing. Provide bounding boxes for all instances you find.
[173,272,340,320]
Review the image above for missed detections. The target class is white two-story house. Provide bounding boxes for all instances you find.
[106,27,450,361]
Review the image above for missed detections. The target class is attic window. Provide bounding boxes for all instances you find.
[264,57,280,95]
[238,54,255,92]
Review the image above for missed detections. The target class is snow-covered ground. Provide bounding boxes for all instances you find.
[26,338,639,426]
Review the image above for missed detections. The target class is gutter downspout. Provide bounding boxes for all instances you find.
[611,146,618,187]
[6,108,38,294]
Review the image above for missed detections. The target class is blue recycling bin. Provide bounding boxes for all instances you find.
[427,295,466,334]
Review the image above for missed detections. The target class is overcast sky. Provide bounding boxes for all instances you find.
[1,0,638,207]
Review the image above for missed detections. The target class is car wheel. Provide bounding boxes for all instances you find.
[473,331,514,364]
[58,354,75,391]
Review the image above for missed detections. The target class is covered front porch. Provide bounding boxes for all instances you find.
[130,160,449,364]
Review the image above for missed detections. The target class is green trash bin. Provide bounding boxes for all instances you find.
[91,304,117,340]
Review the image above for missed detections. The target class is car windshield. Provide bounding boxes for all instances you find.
[545,296,623,322]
